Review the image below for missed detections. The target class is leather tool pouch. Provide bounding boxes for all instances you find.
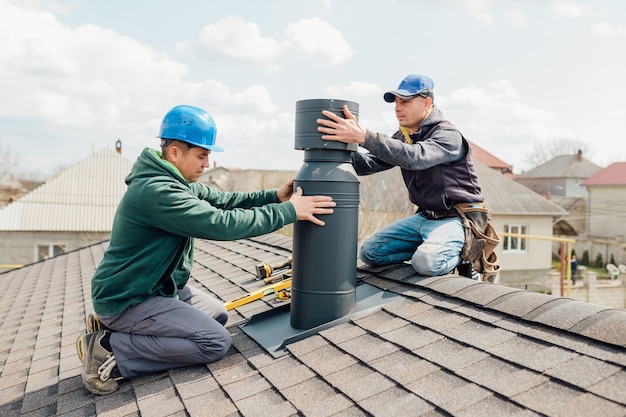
[454,203,501,283]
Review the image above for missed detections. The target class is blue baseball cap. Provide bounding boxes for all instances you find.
[384,74,435,102]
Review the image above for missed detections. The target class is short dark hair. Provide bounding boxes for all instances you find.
[160,139,196,161]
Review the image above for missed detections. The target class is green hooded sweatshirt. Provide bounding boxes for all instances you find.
[91,148,296,316]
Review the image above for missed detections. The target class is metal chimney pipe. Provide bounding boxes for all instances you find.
[291,99,360,330]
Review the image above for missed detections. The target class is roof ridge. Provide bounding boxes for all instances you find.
[360,264,626,349]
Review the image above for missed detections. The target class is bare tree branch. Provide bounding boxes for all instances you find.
[524,137,591,168]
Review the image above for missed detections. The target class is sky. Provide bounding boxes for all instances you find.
[1,0,625,180]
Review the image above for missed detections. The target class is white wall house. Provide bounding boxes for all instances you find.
[0,146,132,271]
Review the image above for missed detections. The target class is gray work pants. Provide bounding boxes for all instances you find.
[99,285,231,378]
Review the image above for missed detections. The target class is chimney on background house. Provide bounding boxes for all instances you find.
[577,149,582,161]
[115,139,122,154]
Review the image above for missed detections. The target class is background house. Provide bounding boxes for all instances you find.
[581,162,626,241]
[514,150,603,236]
[0,145,132,271]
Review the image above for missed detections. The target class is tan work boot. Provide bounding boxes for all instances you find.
[77,330,121,395]
[77,314,110,363]
[87,313,110,333]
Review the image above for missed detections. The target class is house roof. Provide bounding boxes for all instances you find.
[581,162,626,186]
[474,162,567,216]
[1,234,624,416]
[467,141,513,172]
[0,147,132,232]
[516,153,603,179]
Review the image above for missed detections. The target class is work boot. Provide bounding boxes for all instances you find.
[456,260,481,281]
[87,313,110,333]
[76,314,110,363]
[77,330,121,395]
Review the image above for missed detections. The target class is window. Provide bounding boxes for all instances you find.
[37,244,66,261]
[503,224,527,252]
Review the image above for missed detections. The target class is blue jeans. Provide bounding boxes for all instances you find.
[359,213,464,276]
[99,285,231,378]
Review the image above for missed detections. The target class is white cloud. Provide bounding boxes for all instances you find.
[0,1,187,128]
[550,2,584,18]
[593,22,626,36]
[441,80,565,172]
[197,17,283,64]
[194,17,352,68]
[325,81,381,100]
[284,18,353,64]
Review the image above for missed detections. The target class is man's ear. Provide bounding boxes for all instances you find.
[166,143,181,162]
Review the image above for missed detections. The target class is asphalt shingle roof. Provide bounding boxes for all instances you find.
[1,234,625,416]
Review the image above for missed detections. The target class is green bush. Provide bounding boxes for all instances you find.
[595,253,604,268]
[582,250,589,265]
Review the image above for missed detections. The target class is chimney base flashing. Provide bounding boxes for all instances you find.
[239,283,404,358]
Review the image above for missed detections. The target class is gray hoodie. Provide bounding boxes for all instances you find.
[352,106,483,211]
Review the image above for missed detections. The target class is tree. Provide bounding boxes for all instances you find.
[0,141,19,184]
[524,137,591,168]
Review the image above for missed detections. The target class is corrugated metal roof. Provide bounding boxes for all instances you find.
[582,162,626,186]
[0,147,132,232]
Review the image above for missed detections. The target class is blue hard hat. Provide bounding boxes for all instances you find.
[158,105,224,152]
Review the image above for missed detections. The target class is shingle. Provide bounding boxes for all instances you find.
[382,298,434,319]
[168,366,220,399]
[455,395,542,417]
[487,336,577,372]
[409,307,471,333]
[337,333,400,363]
[93,383,138,416]
[486,292,567,318]
[233,389,297,417]
[414,338,489,372]
[425,278,482,297]
[294,343,358,377]
[452,281,523,306]
[444,319,516,350]
[325,362,395,402]
[569,309,626,346]
[587,369,626,404]
[545,355,622,389]
[221,372,272,402]
[457,356,548,397]
[319,322,367,345]
[514,379,626,417]
[419,291,468,310]
[286,334,328,357]
[407,369,487,412]
[256,355,315,390]
[370,350,440,385]
[280,375,354,416]
[359,386,435,417]
[381,324,445,352]
[351,310,410,334]
[136,385,185,417]
[19,385,58,414]
[525,298,610,330]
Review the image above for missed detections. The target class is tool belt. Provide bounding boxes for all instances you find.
[453,202,501,283]
[419,208,459,220]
